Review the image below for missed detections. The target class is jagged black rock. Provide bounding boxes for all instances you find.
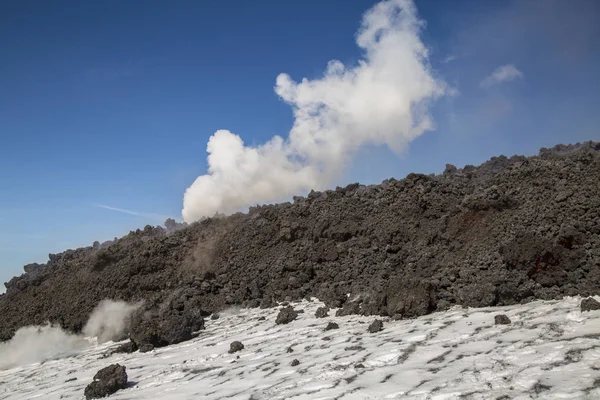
[1,142,600,341]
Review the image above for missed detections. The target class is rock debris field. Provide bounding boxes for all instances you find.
[1,297,600,400]
[2,142,600,343]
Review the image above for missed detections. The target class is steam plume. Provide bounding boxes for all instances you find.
[0,300,138,370]
[182,0,446,221]
[83,299,140,343]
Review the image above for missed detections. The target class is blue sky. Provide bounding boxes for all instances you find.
[1,0,599,290]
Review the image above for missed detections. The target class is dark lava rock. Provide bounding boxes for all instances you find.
[286,346,294,353]
[494,314,512,325]
[260,298,277,309]
[355,363,365,369]
[229,341,244,354]
[324,322,339,331]
[291,359,300,366]
[258,316,266,321]
[211,313,220,320]
[246,299,260,308]
[276,306,298,325]
[112,340,137,354]
[336,300,361,317]
[2,142,600,343]
[386,279,436,318]
[315,306,329,318]
[84,364,127,399]
[139,344,154,353]
[581,297,600,312]
[129,291,205,350]
[367,319,383,333]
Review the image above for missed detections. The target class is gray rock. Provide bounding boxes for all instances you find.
[368,319,383,333]
[324,322,339,331]
[291,359,300,366]
[315,307,329,318]
[84,364,127,399]
[229,341,244,354]
[129,291,205,350]
[276,306,298,325]
[494,314,511,325]
[581,297,600,312]
[112,340,137,354]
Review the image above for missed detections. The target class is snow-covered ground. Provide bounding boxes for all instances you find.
[1,296,600,399]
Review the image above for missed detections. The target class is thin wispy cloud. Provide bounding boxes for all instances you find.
[480,64,524,88]
[91,204,168,222]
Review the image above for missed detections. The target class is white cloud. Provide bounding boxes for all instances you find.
[480,64,524,88]
[182,0,447,222]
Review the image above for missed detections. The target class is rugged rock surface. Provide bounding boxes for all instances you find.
[84,364,127,399]
[368,319,384,333]
[315,307,329,318]
[128,290,205,350]
[1,142,600,341]
[324,322,339,331]
[276,306,298,325]
[494,314,512,325]
[112,341,137,354]
[580,297,600,312]
[229,341,244,354]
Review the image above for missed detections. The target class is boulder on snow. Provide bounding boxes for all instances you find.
[494,314,511,325]
[84,364,127,399]
[275,306,298,325]
[291,359,300,366]
[112,340,137,354]
[229,341,244,354]
[324,322,339,331]
[129,291,205,350]
[368,319,383,333]
[315,306,329,318]
[581,297,600,312]
[386,278,436,318]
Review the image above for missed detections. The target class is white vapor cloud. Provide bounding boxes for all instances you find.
[0,299,138,370]
[182,0,447,222]
[480,64,524,88]
[83,299,140,344]
[92,203,168,222]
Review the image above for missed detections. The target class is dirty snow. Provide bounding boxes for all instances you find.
[1,296,600,399]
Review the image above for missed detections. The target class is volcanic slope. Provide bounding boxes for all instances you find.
[1,142,599,341]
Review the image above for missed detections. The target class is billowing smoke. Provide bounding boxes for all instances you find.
[83,299,141,344]
[0,325,88,370]
[182,0,446,222]
[0,300,138,370]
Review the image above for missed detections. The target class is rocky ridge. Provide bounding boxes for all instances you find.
[1,141,599,341]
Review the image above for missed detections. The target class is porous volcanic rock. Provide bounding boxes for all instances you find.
[112,340,137,354]
[315,306,329,318]
[2,142,600,341]
[368,319,384,333]
[128,290,205,350]
[84,364,127,399]
[229,341,244,354]
[581,297,600,312]
[276,306,298,325]
[324,322,339,331]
